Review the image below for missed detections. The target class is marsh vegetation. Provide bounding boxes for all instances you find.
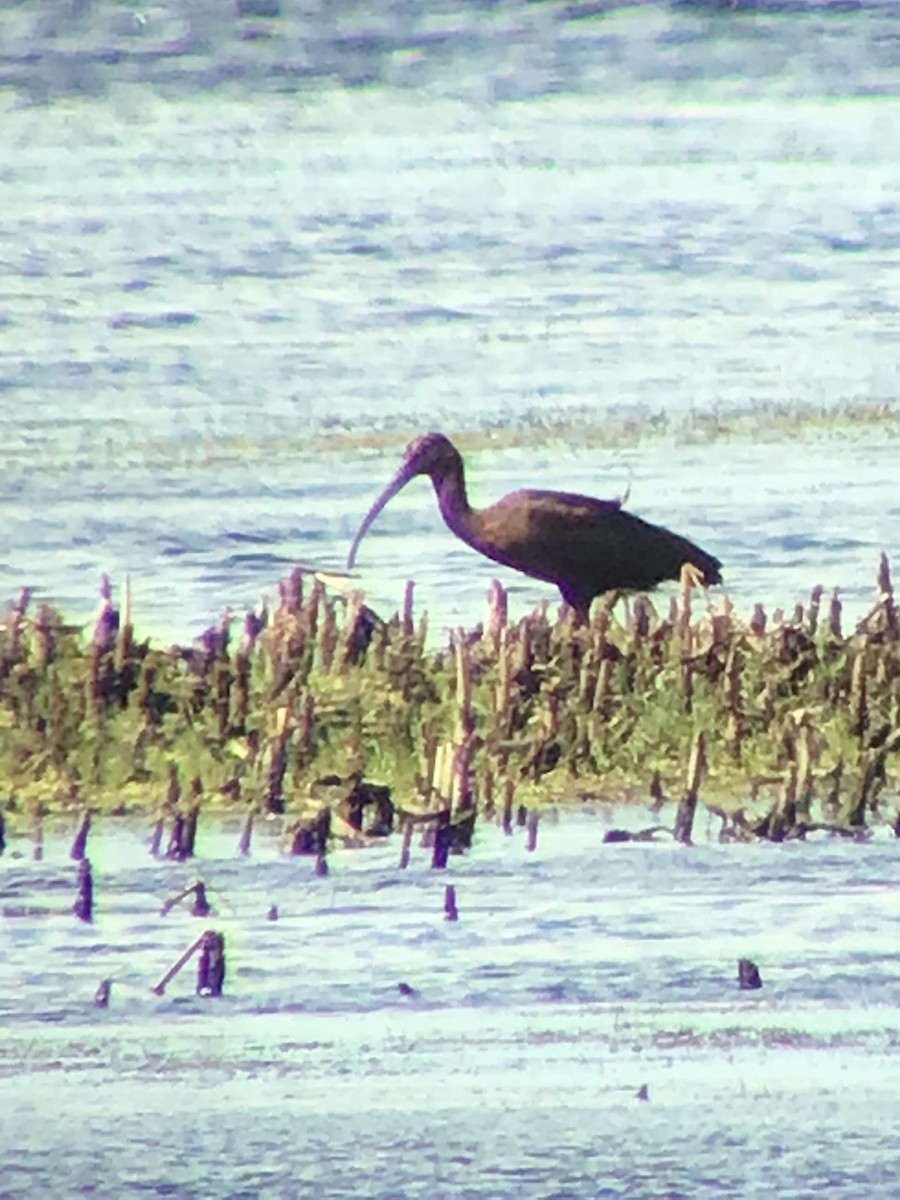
[2,551,897,846]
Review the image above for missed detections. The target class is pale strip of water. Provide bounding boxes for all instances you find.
[2,814,900,1196]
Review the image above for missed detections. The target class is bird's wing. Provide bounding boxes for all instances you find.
[475,490,719,595]
[474,490,629,582]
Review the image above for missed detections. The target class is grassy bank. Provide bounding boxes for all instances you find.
[10,397,900,477]
[1,557,898,841]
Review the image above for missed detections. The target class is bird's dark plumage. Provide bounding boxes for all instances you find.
[347,433,722,621]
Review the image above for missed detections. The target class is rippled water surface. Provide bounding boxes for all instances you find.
[3,813,900,1197]
[2,3,900,1193]
[2,0,899,641]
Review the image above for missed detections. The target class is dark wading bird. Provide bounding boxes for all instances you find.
[347,433,722,622]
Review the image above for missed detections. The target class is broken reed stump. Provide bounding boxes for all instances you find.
[427,741,454,824]
[289,806,331,856]
[230,619,256,736]
[74,858,93,923]
[722,639,743,762]
[649,770,665,813]
[449,636,476,815]
[849,649,868,741]
[165,803,200,861]
[398,818,413,869]
[766,710,815,839]
[94,979,111,1008]
[402,578,416,640]
[237,809,253,856]
[526,810,539,852]
[673,732,706,845]
[847,729,900,829]
[678,572,695,713]
[149,813,165,858]
[32,812,43,862]
[480,768,495,821]
[502,778,515,835]
[166,812,185,859]
[70,808,91,861]
[197,931,226,997]
[264,708,291,815]
[738,958,762,990]
[431,809,451,869]
[444,884,458,921]
[338,777,394,836]
[452,737,475,815]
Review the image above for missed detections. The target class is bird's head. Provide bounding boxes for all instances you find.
[398,432,460,479]
[347,432,461,569]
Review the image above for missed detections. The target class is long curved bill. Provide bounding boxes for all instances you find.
[346,461,417,569]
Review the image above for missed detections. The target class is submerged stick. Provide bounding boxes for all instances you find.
[160,881,211,918]
[151,930,209,995]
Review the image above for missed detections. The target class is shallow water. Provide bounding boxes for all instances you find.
[3,813,900,1197]
[3,5,900,1191]
[2,0,899,641]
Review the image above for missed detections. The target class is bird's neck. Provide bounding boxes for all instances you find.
[430,464,475,543]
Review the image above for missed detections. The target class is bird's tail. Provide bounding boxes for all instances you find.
[694,547,723,587]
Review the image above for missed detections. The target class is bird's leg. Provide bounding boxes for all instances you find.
[558,585,590,628]
[677,563,705,640]
[679,562,706,591]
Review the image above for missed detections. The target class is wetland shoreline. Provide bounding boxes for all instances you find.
[2,552,897,850]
